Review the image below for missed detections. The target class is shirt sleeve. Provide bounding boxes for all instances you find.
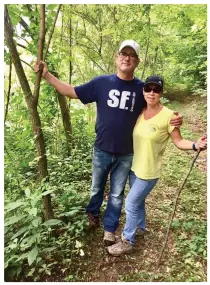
[167,113,176,134]
[74,78,98,105]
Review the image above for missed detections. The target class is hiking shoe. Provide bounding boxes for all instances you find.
[103,231,116,246]
[107,234,133,256]
[87,212,100,228]
[136,228,149,239]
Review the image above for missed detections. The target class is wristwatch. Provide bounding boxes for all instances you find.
[192,143,197,151]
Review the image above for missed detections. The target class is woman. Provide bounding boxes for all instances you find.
[107,75,207,256]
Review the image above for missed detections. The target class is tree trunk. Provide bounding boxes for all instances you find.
[141,37,150,80]
[57,93,73,155]
[43,6,73,155]
[151,46,159,74]
[4,55,12,125]
[30,103,54,220]
[50,69,73,155]
[4,4,54,220]
[141,11,151,80]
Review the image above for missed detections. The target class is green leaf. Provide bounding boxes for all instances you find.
[5,214,26,226]
[27,233,39,247]
[31,217,42,227]
[16,252,28,262]
[4,255,19,268]
[11,225,30,240]
[4,200,25,212]
[42,247,56,252]
[75,240,82,248]
[41,189,55,196]
[59,209,79,217]
[11,14,21,25]
[28,246,38,266]
[29,208,37,216]
[31,196,41,208]
[47,4,57,10]
[51,11,57,17]
[27,268,35,277]
[42,219,62,227]
[25,188,31,197]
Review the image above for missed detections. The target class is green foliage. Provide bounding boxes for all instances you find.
[4,183,51,280]
[4,178,89,281]
[173,220,207,259]
[4,105,93,281]
[7,5,21,25]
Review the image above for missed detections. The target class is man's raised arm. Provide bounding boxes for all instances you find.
[34,61,78,99]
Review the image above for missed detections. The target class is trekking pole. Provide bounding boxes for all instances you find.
[150,149,202,282]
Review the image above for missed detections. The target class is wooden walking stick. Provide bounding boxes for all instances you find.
[150,149,202,281]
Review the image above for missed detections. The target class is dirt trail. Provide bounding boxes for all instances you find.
[176,97,207,172]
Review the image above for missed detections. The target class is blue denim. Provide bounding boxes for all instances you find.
[123,171,158,244]
[85,146,133,232]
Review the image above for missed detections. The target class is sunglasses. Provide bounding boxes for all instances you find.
[144,86,162,93]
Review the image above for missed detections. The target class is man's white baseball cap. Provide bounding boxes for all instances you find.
[119,40,140,56]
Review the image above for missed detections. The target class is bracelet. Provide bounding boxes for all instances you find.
[192,143,197,151]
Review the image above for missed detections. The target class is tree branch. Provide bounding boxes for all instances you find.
[17,43,27,49]
[80,46,107,73]
[19,17,34,39]
[26,4,33,13]
[20,59,33,70]
[4,5,33,101]
[4,56,12,124]
[44,4,62,60]
[33,4,45,104]
[18,36,30,45]
[150,150,202,281]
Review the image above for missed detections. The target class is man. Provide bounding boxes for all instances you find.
[34,40,182,246]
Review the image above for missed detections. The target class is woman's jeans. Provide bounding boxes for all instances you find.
[123,171,158,244]
[85,146,133,232]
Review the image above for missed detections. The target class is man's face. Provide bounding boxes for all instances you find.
[116,47,140,74]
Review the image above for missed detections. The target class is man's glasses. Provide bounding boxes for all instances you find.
[118,51,138,60]
[144,86,162,94]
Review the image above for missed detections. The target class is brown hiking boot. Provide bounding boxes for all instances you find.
[87,213,100,228]
[107,234,133,256]
[103,231,116,246]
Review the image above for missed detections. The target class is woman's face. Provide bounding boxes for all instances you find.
[143,83,162,106]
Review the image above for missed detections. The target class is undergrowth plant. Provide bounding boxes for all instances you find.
[4,110,94,281]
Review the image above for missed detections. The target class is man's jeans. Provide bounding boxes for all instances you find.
[123,171,158,244]
[85,146,133,232]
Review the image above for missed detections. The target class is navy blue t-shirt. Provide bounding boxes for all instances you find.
[74,74,146,154]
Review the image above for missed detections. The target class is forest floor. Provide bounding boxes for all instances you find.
[39,96,208,282]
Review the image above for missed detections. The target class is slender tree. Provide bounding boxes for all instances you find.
[43,4,73,155]
[4,4,54,220]
[4,55,12,125]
